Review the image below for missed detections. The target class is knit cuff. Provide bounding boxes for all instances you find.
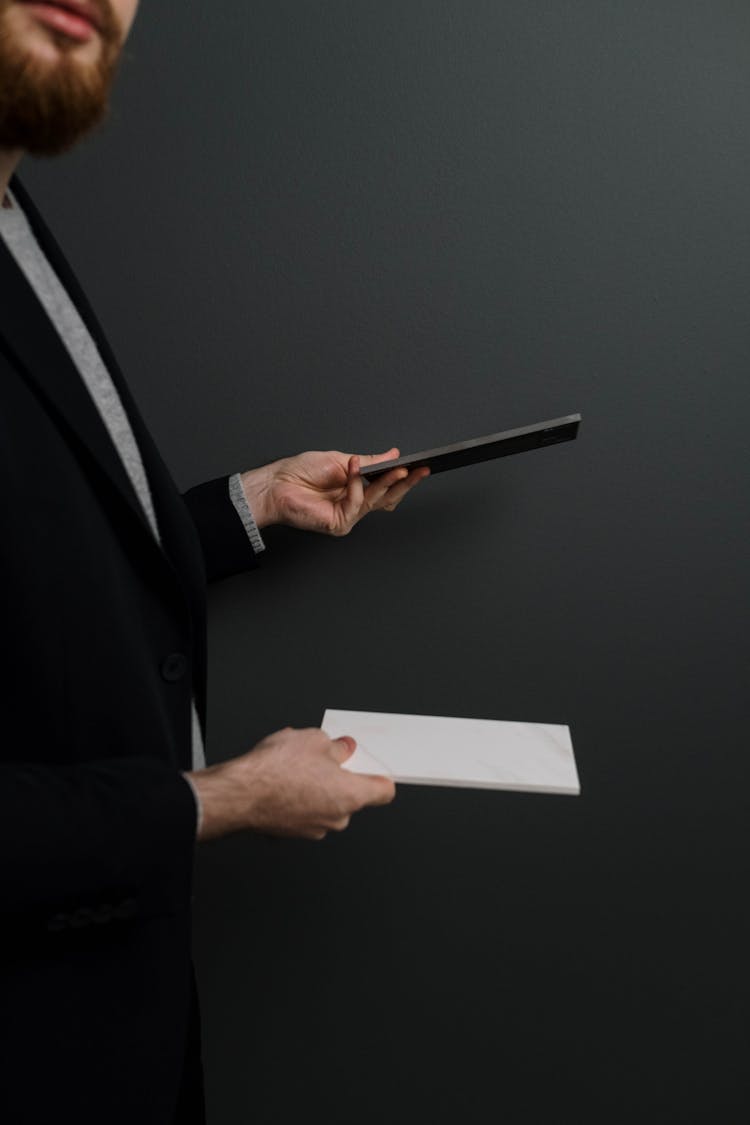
[228,473,266,555]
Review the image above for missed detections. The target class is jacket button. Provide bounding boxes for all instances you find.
[69,907,94,929]
[161,652,187,682]
[114,898,137,921]
[91,903,114,925]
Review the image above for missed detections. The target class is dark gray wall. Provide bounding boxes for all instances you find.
[24,2,749,1120]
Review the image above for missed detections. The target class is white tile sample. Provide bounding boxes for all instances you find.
[321,709,580,795]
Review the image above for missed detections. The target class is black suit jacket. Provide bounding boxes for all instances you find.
[0,176,258,1123]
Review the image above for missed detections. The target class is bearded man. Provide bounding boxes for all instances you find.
[0,3,429,1122]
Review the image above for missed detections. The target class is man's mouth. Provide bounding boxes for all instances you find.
[18,0,103,42]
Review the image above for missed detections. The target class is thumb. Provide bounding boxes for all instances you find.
[328,735,357,764]
[358,447,400,467]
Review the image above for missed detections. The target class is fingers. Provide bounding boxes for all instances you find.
[327,734,357,764]
[363,466,410,507]
[358,774,397,806]
[339,454,365,527]
[325,735,395,805]
[340,454,411,523]
[331,447,429,535]
[367,465,431,512]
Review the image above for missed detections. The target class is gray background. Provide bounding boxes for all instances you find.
[23,1,749,1120]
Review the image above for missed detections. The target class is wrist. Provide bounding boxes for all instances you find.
[184,763,255,842]
[239,463,279,530]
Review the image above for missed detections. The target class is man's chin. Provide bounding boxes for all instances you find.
[0,3,119,156]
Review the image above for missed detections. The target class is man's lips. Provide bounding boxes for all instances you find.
[19,0,103,39]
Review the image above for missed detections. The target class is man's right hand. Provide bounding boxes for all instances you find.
[184,727,396,842]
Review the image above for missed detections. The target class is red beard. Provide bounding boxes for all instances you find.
[0,0,123,155]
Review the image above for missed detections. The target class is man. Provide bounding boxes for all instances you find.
[0,2,429,1121]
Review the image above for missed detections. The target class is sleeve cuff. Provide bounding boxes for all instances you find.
[228,473,266,555]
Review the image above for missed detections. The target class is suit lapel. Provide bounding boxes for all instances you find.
[0,177,203,605]
[0,176,210,758]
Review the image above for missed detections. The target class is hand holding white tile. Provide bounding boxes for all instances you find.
[321,710,580,796]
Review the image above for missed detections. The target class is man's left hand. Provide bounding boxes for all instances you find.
[240,448,430,535]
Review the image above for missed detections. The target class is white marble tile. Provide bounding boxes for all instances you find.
[321,709,580,795]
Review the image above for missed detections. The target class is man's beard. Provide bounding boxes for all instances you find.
[0,0,123,156]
